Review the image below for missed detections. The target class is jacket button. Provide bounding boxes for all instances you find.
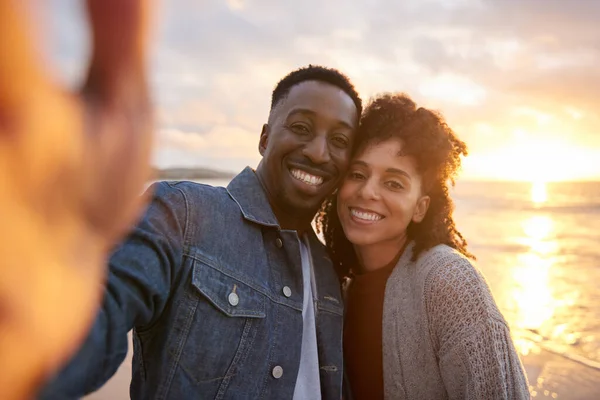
[272,365,283,379]
[228,292,239,306]
[282,286,292,298]
[275,238,283,248]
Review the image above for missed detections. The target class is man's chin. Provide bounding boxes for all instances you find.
[286,200,322,216]
[280,194,327,219]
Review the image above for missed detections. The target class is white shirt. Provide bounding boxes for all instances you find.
[292,236,322,400]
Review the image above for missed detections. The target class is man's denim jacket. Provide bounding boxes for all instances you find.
[41,167,344,399]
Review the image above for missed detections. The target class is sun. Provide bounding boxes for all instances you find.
[462,136,597,182]
[530,181,547,204]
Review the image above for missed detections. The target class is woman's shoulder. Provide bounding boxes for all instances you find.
[419,245,504,322]
[394,243,475,283]
[392,243,488,294]
[417,244,476,274]
[392,244,485,297]
[415,244,478,281]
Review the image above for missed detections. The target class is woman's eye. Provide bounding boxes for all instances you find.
[386,180,404,190]
[348,171,365,180]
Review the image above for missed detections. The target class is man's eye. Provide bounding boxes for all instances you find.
[290,124,310,134]
[331,135,349,148]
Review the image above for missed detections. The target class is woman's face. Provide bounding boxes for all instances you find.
[337,138,430,249]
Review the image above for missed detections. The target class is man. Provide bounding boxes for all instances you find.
[42,65,362,399]
[0,1,152,399]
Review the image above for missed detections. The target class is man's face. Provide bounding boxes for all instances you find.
[257,80,358,221]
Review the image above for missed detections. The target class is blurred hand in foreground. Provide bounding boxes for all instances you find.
[0,1,154,398]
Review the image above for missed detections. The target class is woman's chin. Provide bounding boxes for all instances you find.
[344,231,377,248]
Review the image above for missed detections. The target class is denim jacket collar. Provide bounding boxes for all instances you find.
[226,167,280,228]
[227,168,336,281]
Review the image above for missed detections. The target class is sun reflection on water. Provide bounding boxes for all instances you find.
[521,216,558,254]
[512,251,554,330]
[511,210,559,355]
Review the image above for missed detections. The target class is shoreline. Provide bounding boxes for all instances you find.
[522,344,600,399]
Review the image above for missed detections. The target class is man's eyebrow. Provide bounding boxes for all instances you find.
[287,108,354,130]
[288,108,316,117]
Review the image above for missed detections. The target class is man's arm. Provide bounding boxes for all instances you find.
[0,0,153,399]
[40,181,188,398]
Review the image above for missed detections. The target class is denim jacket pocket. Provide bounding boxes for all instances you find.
[176,255,267,393]
[191,259,266,319]
[317,299,344,317]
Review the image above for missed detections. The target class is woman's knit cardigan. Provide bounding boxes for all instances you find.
[381,243,530,399]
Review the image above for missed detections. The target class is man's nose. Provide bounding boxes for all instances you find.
[302,135,330,165]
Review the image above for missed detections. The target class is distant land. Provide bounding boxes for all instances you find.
[153,166,237,180]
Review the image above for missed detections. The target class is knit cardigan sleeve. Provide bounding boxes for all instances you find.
[424,254,530,400]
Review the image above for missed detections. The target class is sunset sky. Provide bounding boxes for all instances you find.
[43,0,600,182]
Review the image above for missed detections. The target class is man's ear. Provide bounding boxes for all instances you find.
[412,195,430,223]
[258,124,269,156]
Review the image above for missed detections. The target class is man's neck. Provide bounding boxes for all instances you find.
[254,167,315,234]
[272,206,313,235]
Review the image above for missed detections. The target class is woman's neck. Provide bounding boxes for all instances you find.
[354,234,408,274]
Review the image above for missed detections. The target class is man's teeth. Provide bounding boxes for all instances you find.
[350,208,383,221]
[290,169,324,186]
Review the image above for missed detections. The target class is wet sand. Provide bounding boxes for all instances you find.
[522,346,600,399]
[83,336,600,400]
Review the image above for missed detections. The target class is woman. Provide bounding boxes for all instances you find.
[317,94,530,399]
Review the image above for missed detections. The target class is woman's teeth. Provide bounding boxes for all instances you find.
[350,208,383,221]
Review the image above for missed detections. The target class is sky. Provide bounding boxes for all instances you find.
[39,0,600,181]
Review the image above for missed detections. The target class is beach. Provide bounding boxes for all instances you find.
[83,337,600,400]
[84,179,600,399]
[523,346,600,399]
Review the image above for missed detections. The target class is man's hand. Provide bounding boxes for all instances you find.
[0,1,153,398]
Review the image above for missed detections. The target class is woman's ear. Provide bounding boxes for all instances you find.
[412,195,430,223]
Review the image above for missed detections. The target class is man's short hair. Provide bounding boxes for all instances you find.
[271,65,362,116]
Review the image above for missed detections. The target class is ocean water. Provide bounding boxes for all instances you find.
[451,180,600,369]
[199,178,600,368]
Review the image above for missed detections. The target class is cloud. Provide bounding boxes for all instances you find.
[44,0,600,178]
[154,125,260,171]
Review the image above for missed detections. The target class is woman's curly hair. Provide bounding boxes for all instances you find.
[315,93,474,281]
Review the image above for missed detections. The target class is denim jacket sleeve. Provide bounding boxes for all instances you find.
[39,181,188,399]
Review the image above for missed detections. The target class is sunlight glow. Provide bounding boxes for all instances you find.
[512,252,554,330]
[511,214,559,355]
[520,215,557,254]
[461,138,599,182]
[522,215,552,242]
[225,0,246,11]
[531,181,547,204]
[419,74,486,105]
[510,214,582,357]
[565,106,584,120]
